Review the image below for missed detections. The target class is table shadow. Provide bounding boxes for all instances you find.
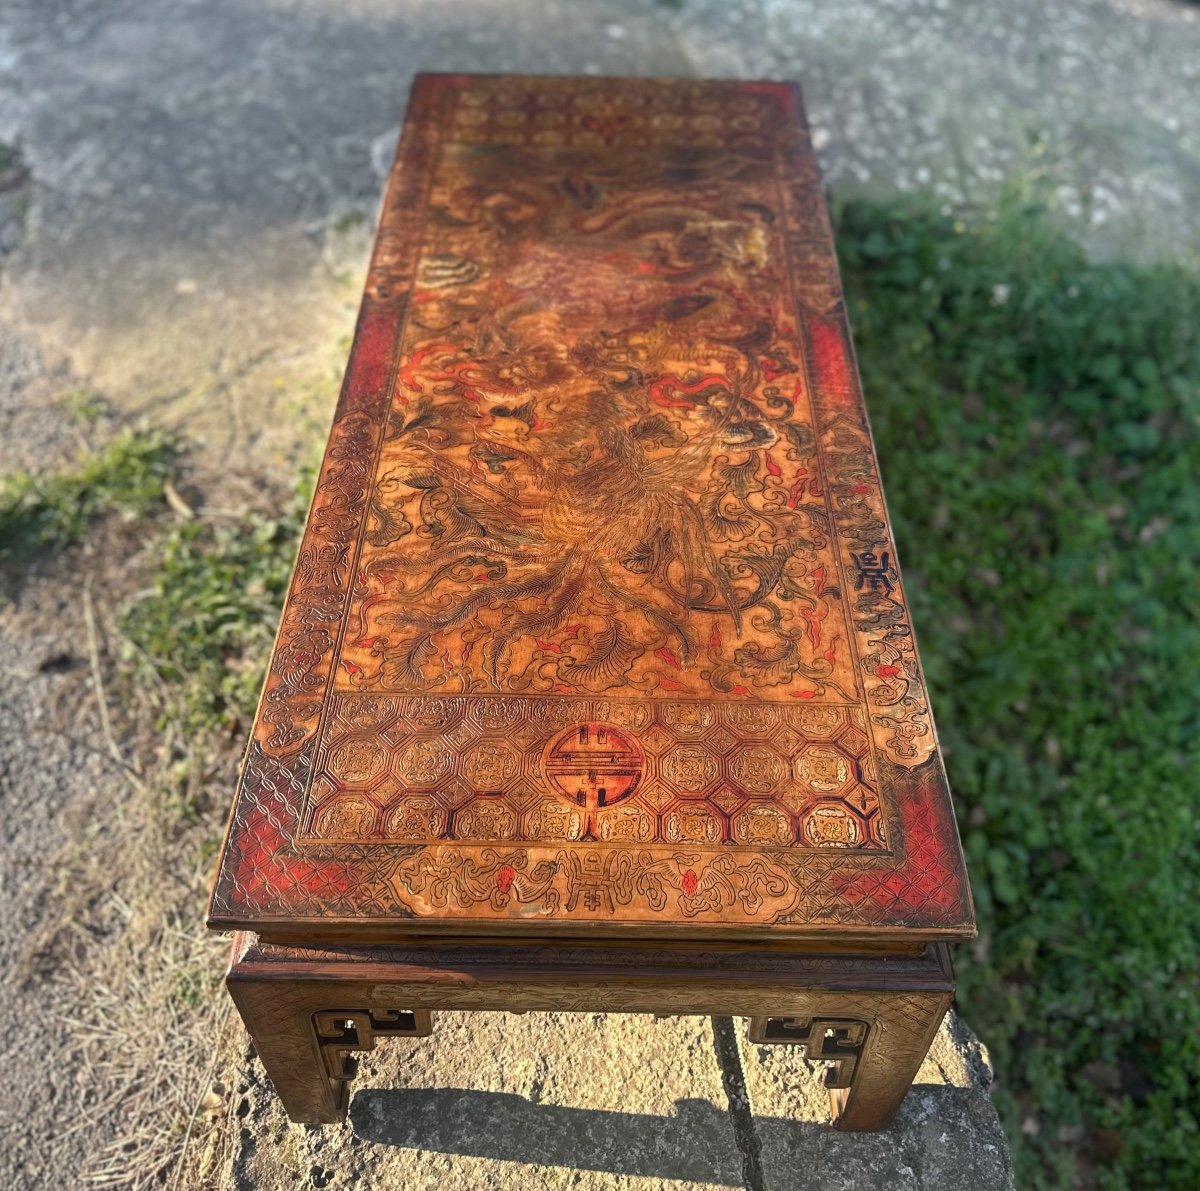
[349,1082,985,1186]
[349,1090,749,1185]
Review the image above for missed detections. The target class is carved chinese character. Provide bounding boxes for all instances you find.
[851,550,894,593]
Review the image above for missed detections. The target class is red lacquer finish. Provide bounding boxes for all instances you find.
[208,74,973,946]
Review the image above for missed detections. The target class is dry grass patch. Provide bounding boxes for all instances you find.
[3,423,307,1189]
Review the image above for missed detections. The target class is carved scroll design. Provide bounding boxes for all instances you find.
[261,414,379,753]
[772,108,935,769]
[818,414,933,764]
[390,846,800,923]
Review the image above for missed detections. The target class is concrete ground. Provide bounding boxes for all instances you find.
[1,0,1196,473]
[230,1010,1012,1191]
[1,0,1197,1187]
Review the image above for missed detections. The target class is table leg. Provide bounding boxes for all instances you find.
[227,973,435,1123]
[227,977,348,1122]
[751,990,951,1131]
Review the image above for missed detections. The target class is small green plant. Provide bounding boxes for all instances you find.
[172,960,221,1011]
[118,484,310,742]
[836,191,1200,1189]
[0,427,177,567]
[60,388,111,424]
[330,209,366,235]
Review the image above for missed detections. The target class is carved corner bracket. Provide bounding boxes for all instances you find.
[747,1015,869,1089]
[313,1009,436,1081]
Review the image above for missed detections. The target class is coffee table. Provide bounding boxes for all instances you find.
[208,72,974,1132]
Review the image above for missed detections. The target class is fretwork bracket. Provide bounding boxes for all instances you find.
[313,1009,435,1082]
[747,1015,869,1089]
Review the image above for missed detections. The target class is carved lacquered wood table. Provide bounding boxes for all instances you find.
[208,73,974,1132]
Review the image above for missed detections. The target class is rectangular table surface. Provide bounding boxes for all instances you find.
[208,73,973,946]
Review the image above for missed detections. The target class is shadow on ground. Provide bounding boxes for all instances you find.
[352,1091,747,1184]
[349,1081,1000,1188]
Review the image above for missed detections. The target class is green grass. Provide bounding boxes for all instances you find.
[0,426,177,568]
[114,471,312,823]
[118,500,307,744]
[0,418,307,812]
[836,192,1200,1189]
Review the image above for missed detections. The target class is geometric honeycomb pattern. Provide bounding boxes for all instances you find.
[447,76,784,153]
[300,693,887,851]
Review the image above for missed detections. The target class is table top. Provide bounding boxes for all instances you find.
[208,73,973,946]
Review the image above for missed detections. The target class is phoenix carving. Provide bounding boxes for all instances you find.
[339,143,856,702]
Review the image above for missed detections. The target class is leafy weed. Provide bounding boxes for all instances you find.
[0,426,177,568]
